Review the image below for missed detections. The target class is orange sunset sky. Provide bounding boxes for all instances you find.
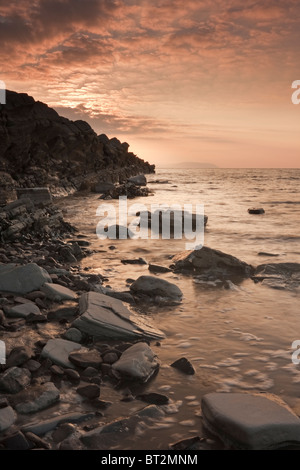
[0,0,299,167]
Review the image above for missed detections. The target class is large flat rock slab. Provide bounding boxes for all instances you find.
[41,339,83,369]
[0,263,52,294]
[201,392,300,450]
[73,292,165,341]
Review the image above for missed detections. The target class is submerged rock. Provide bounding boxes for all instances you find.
[112,342,159,383]
[0,263,52,294]
[253,263,300,290]
[171,246,253,280]
[248,208,265,214]
[130,275,182,302]
[201,392,300,450]
[73,292,165,341]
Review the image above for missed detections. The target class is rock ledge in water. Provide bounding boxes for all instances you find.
[201,392,300,450]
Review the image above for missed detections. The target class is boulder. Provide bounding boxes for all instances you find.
[0,367,31,394]
[0,263,52,294]
[41,339,83,369]
[127,174,147,186]
[41,283,77,301]
[112,342,159,382]
[201,392,300,450]
[14,382,60,414]
[171,246,253,279]
[73,292,165,341]
[0,406,17,432]
[130,275,182,302]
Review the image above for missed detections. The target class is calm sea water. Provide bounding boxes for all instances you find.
[57,168,300,449]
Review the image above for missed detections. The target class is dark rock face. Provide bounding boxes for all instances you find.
[0,90,155,199]
[171,246,253,280]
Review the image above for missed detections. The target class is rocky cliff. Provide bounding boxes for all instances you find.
[0,90,155,203]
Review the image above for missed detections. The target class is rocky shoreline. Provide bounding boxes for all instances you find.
[1,186,300,450]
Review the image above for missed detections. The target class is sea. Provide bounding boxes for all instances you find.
[58,168,300,449]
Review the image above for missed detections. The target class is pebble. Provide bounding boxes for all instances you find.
[102,352,119,365]
[52,423,76,443]
[64,327,83,343]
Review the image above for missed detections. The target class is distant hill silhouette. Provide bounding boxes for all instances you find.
[160,161,218,169]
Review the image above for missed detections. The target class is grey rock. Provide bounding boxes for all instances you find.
[41,283,77,301]
[0,367,31,394]
[0,406,17,432]
[0,263,52,294]
[41,338,83,369]
[64,327,83,343]
[15,382,60,414]
[112,342,159,382]
[130,275,182,302]
[4,302,41,318]
[201,392,300,450]
[73,292,165,341]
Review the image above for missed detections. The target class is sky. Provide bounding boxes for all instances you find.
[0,0,299,168]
